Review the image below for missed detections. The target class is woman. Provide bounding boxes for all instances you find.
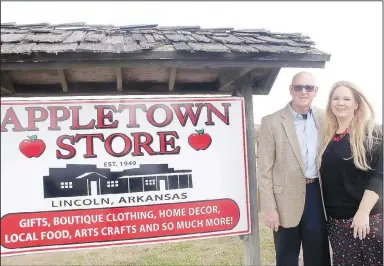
[318,81,383,266]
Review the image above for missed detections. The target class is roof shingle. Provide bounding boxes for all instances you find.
[0,22,328,57]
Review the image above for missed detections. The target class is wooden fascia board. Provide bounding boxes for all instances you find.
[1,59,327,71]
[0,51,331,70]
[1,50,331,62]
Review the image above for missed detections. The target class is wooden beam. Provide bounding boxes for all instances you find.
[234,73,261,266]
[252,67,280,95]
[57,69,68,92]
[1,50,331,63]
[4,89,231,98]
[116,67,123,92]
[168,67,177,91]
[11,81,223,95]
[218,67,253,91]
[1,71,15,93]
[1,87,13,93]
[1,58,328,71]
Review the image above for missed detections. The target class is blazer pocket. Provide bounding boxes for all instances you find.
[273,185,284,194]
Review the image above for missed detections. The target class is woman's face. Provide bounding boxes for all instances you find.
[330,86,359,120]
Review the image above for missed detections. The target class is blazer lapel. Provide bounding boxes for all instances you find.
[281,105,305,174]
[312,107,324,154]
[312,108,321,130]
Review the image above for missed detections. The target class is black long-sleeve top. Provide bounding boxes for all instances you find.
[320,132,383,219]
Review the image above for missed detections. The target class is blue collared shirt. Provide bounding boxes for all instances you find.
[288,103,319,179]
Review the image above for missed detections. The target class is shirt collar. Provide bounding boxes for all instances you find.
[287,102,312,120]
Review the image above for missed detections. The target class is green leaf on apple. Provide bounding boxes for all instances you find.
[195,129,204,134]
[29,135,38,141]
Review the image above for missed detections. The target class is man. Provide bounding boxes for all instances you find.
[258,71,331,266]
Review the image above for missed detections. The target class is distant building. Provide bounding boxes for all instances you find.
[43,164,193,198]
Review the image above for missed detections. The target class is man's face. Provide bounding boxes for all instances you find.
[289,74,318,109]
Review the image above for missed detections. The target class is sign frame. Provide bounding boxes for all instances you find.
[1,95,250,257]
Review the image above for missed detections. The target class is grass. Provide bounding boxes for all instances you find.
[1,215,279,266]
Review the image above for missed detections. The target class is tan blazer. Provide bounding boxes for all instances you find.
[258,104,325,228]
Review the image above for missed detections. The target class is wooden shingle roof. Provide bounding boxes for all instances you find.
[1,23,328,57]
[1,23,331,96]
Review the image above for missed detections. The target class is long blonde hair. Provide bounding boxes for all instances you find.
[318,81,380,171]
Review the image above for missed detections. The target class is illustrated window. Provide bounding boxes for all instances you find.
[144,179,156,186]
[107,181,119,188]
[60,182,72,189]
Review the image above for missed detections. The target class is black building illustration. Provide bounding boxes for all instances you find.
[43,164,193,198]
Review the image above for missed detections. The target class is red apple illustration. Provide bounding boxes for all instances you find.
[188,129,212,151]
[19,135,46,158]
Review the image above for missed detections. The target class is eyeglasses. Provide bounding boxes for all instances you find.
[290,84,317,92]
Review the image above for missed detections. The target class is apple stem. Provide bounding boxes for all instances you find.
[195,129,204,134]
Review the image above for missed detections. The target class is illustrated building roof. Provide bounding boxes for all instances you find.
[0,22,328,57]
[120,164,192,176]
[76,172,108,179]
[44,164,191,179]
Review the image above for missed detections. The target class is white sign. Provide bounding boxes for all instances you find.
[0,96,250,257]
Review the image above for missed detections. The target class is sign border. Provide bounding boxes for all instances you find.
[1,96,250,257]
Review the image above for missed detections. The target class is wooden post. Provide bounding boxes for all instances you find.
[1,71,15,93]
[235,73,261,266]
[57,69,68,92]
[116,67,123,92]
[168,67,177,91]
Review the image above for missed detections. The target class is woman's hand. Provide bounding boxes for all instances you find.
[351,190,379,240]
[351,210,370,240]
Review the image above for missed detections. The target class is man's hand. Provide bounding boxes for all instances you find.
[264,210,280,232]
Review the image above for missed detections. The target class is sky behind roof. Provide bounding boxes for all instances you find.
[1,1,382,123]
